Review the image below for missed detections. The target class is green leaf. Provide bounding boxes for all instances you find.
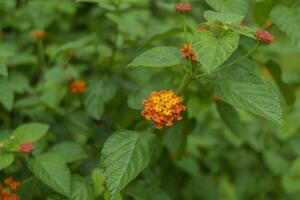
[41,86,67,108]
[163,124,187,160]
[193,31,240,73]
[9,74,31,94]
[214,61,283,124]
[0,153,14,170]
[233,25,256,39]
[71,176,94,200]
[84,78,116,120]
[92,168,105,196]
[49,142,88,163]
[204,0,250,16]
[28,152,71,197]
[204,10,244,24]
[101,130,157,199]
[41,67,68,108]
[0,62,8,77]
[282,158,300,193]
[271,3,300,51]
[13,123,49,144]
[215,101,244,136]
[51,36,95,60]
[263,150,289,175]
[265,61,296,105]
[125,180,171,200]
[0,78,14,111]
[127,46,182,68]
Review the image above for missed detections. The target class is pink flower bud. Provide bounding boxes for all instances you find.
[19,142,33,154]
[256,30,275,44]
[176,3,191,13]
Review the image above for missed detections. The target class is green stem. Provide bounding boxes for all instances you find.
[177,70,192,95]
[177,13,193,95]
[193,43,260,79]
[182,14,188,43]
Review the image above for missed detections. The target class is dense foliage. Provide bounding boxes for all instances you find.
[0,0,300,199]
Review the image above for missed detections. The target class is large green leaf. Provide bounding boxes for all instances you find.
[101,130,157,199]
[214,60,283,124]
[204,10,244,24]
[28,152,71,197]
[265,61,296,105]
[127,46,182,68]
[193,31,240,73]
[49,142,88,163]
[215,101,244,136]
[84,78,116,120]
[71,176,94,200]
[204,0,250,16]
[271,3,300,51]
[0,153,14,170]
[0,78,14,111]
[12,123,49,144]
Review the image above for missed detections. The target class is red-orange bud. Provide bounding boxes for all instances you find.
[256,30,275,44]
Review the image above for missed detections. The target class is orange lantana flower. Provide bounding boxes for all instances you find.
[31,30,46,40]
[181,44,197,62]
[141,90,186,129]
[70,80,86,94]
[1,177,21,200]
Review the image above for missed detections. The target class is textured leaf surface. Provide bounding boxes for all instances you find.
[49,142,88,163]
[271,3,300,51]
[28,153,71,197]
[0,79,14,110]
[13,123,49,144]
[265,61,296,105]
[128,46,182,68]
[101,130,157,199]
[84,78,116,120]
[204,10,244,24]
[214,61,282,124]
[215,101,244,136]
[0,153,14,170]
[193,31,240,73]
[205,0,250,16]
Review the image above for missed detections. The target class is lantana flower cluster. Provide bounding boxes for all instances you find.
[141,90,186,129]
[0,177,20,200]
[181,44,197,62]
[70,80,86,94]
[31,30,46,40]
